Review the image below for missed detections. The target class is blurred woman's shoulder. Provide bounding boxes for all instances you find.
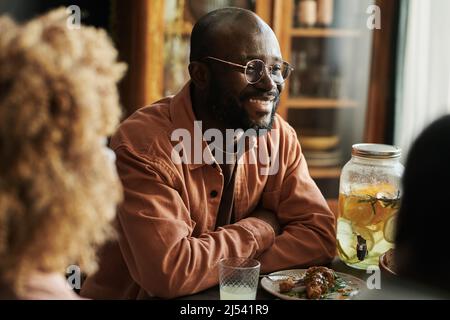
[0,272,85,300]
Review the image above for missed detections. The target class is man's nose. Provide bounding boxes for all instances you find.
[254,67,277,91]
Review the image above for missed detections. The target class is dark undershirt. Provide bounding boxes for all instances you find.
[214,159,238,229]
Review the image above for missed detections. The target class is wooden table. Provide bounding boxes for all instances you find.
[178,257,371,300]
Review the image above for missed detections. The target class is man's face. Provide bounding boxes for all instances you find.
[205,21,284,133]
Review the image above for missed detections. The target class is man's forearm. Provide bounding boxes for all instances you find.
[248,207,282,236]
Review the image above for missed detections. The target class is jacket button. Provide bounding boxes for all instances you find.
[210,190,218,198]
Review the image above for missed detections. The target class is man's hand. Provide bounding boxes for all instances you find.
[249,208,281,236]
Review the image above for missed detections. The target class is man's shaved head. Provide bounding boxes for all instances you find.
[190,7,272,62]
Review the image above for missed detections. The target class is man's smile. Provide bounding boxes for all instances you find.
[244,97,275,115]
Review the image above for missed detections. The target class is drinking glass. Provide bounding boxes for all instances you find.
[219,257,260,300]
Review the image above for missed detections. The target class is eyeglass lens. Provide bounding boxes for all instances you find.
[245,60,291,84]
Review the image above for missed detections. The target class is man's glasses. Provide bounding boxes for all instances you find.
[203,56,294,85]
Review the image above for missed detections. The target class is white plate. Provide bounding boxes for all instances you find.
[261,269,366,300]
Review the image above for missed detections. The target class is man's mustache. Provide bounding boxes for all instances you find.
[240,89,280,102]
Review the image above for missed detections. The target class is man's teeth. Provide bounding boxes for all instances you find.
[249,98,273,105]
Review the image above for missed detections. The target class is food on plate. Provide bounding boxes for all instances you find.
[303,266,336,299]
[276,266,357,299]
[278,277,297,293]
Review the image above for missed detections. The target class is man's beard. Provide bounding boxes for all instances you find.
[208,82,280,134]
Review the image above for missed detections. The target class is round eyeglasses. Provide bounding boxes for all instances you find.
[203,56,294,85]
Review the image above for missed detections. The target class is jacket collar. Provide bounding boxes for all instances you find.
[169,82,212,170]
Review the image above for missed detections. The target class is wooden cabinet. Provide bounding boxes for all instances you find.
[271,0,399,213]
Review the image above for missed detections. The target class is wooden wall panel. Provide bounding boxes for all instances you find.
[113,0,165,117]
[365,0,400,143]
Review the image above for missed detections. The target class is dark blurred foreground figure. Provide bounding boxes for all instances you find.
[0,8,126,299]
[359,115,450,299]
[394,115,450,296]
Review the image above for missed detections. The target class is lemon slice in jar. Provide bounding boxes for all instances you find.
[336,218,356,261]
[384,215,397,243]
[343,195,374,227]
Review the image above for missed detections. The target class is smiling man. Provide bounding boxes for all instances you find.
[81,8,336,299]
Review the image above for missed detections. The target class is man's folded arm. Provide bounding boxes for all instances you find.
[113,145,275,299]
[257,130,337,273]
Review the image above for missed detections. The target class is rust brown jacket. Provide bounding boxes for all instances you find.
[81,83,336,299]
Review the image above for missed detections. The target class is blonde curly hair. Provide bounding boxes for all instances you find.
[0,8,126,292]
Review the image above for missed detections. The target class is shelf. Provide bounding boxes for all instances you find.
[287,98,358,109]
[309,167,341,179]
[290,28,362,38]
[165,22,193,37]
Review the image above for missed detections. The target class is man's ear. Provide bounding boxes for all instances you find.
[189,62,210,90]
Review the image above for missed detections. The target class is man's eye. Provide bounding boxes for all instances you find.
[247,64,257,71]
[272,65,282,73]
[246,68,259,76]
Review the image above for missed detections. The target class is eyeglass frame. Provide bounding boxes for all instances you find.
[201,56,294,85]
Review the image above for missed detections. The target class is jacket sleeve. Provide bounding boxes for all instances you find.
[113,145,275,299]
[257,127,337,273]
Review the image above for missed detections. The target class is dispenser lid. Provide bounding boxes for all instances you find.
[352,144,401,159]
